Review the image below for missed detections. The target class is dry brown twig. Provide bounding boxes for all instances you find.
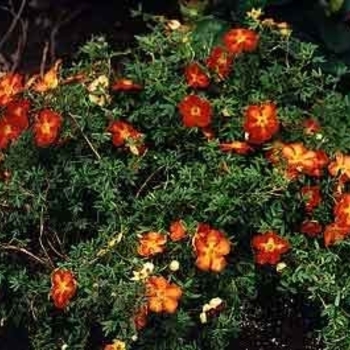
[39,40,49,76]
[0,244,48,266]
[68,113,102,161]
[0,0,27,51]
[49,6,87,64]
[0,0,28,72]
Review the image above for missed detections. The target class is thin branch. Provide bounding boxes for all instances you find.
[68,113,102,161]
[11,18,28,73]
[39,206,54,268]
[0,0,27,51]
[40,41,50,77]
[1,244,48,266]
[136,166,166,198]
[49,6,87,63]
[45,236,67,260]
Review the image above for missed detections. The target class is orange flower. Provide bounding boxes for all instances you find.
[0,120,19,149]
[324,222,350,247]
[334,193,350,226]
[107,120,145,155]
[137,232,167,257]
[193,223,231,272]
[201,126,215,140]
[304,150,328,177]
[328,152,350,182]
[300,186,321,213]
[145,275,183,313]
[33,109,62,147]
[303,118,321,135]
[300,220,322,237]
[28,59,61,93]
[5,99,30,131]
[178,95,212,128]
[243,102,279,144]
[104,339,126,350]
[0,73,23,106]
[206,46,233,79]
[107,120,142,146]
[133,304,149,330]
[219,141,253,155]
[184,62,210,88]
[223,28,259,55]
[252,231,290,265]
[50,269,77,309]
[169,220,187,241]
[111,78,142,91]
[281,143,316,173]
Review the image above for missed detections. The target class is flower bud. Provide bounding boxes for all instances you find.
[169,260,180,272]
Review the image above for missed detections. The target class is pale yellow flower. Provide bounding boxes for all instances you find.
[246,8,263,21]
[87,75,110,107]
[276,261,287,272]
[130,262,155,281]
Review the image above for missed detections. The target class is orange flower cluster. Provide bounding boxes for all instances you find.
[107,120,145,155]
[145,275,183,313]
[0,66,65,151]
[179,27,259,135]
[137,220,187,258]
[50,269,77,309]
[266,142,328,180]
[33,109,63,147]
[192,223,231,272]
[251,231,290,265]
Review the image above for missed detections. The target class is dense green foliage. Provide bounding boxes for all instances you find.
[2,12,350,350]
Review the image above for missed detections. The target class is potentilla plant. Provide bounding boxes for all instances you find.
[1,9,350,350]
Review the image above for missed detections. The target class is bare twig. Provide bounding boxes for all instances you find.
[0,53,11,71]
[68,113,102,161]
[39,206,54,268]
[136,166,166,198]
[40,41,50,77]
[49,6,87,63]
[11,18,28,72]
[0,0,27,51]
[1,244,48,266]
[45,236,67,260]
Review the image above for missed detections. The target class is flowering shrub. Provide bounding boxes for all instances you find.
[1,12,350,350]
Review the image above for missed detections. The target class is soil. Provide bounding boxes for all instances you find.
[230,290,324,350]
[0,1,325,349]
